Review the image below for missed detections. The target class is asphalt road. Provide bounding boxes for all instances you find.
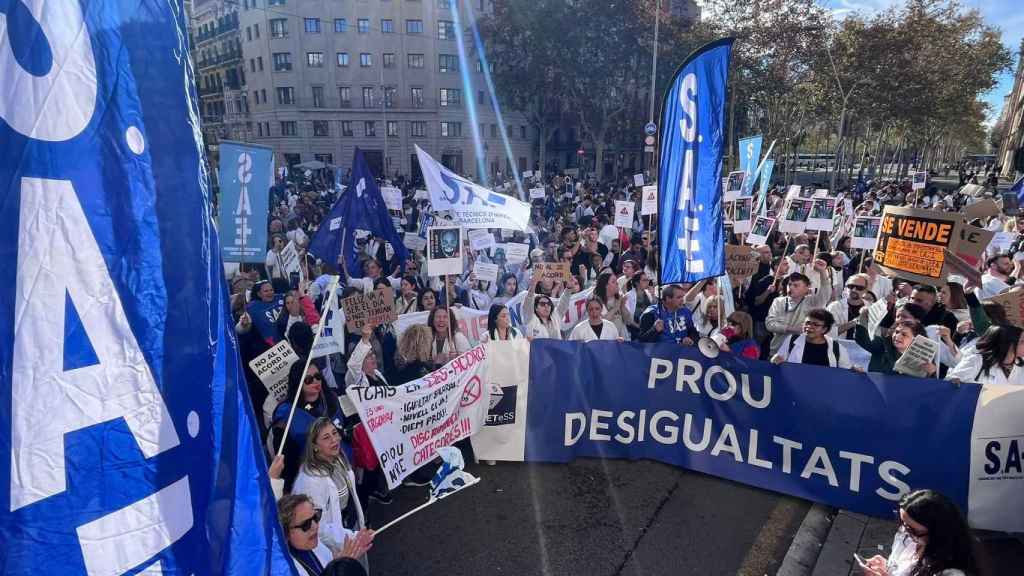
[366,458,808,576]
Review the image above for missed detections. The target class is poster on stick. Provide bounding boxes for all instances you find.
[428,226,464,276]
[725,171,745,202]
[725,245,759,285]
[912,171,928,190]
[641,185,658,215]
[472,261,499,284]
[468,229,496,252]
[403,232,427,251]
[529,187,546,200]
[348,345,491,488]
[953,224,995,268]
[614,200,635,228]
[746,216,775,246]
[503,243,529,264]
[779,199,812,233]
[533,262,572,283]
[807,198,837,232]
[248,340,299,404]
[342,287,397,330]
[733,197,753,234]
[850,216,883,251]
[874,207,959,286]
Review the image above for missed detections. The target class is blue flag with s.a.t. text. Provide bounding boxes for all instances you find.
[0,3,294,575]
[658,38,734,283]
[309,148,409,276]
[738,135,763,198]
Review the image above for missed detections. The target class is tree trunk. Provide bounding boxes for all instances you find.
[830,100,848,192]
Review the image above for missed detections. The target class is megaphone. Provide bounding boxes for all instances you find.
[697,337,720,359]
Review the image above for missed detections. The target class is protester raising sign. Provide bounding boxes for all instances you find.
[807,198,837,232]
[874,207,960,286]
[641,185,658,216]
[985,288,1024,325]
[533,262,572,283]
[427,225,464,276]
[341,287,397,330]
[348,345,491,488]
[746,216,775,246]
[248,340,299,406]
[472,261,499,284]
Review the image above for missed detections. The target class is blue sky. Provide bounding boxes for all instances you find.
[820,0,1021,126]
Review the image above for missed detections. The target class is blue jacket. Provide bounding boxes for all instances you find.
[637,303,697,343]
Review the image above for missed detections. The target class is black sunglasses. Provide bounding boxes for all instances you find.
[291,508,323,532]
[303,374,323,385]
[846,284,866,291]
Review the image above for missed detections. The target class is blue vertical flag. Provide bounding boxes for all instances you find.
[1010,174,1024,205]
[219,141,274,263]
[756,159,776,216]
[658,38,735,283]
[309,148,409,277]
[0,3,293,575]
[737,135,763,197]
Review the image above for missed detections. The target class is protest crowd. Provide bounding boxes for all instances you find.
[227,155,1022,576]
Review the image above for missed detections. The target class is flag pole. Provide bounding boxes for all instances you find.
[276,276,339,458]
[375,477,480,534]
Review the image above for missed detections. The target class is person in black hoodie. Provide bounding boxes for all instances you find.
[880,284,957,335]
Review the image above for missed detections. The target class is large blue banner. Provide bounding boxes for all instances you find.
[0,3,292,575]
[219,141,274,263]
[737,135,763,198]
[658,38,733,283]
[526,341,979,518]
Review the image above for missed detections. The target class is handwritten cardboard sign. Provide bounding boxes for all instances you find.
[725,245,759,284]
[533,262,571,283]
[341,286,397,330]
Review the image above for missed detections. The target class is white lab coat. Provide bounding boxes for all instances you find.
[569,319,619,342]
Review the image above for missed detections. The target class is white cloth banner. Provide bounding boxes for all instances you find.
[969,385,1024,532]
[349,345,491,489]
[471,339,531,461]
[415,145,531,230]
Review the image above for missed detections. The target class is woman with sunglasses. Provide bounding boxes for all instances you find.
[523,274,573,340]
[277,493,374,576]
[292,417,370,570]
[859,489,981,576]
[272,362,343,490]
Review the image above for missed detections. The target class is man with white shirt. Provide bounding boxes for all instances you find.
[979,253,1015,300]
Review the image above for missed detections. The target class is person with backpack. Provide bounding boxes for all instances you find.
[771,308,854,369]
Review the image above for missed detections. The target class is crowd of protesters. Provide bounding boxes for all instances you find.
[225,161,1020,576]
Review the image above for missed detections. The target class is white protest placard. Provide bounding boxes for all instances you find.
[850,216,882,250]
[725,170,745,202]
[348,345,491,488]
[813,189,830,198]
[248,340,299,404]
[865,297,888,339]
[779,198,812,234]
[414,189,429,200]
[893,335,940,377]
[614,200,635,228]
[427,225,464,276]
[786,184,803,200]
[633,173,645,187]
[310,292,345,359]
[641,185,658,215]
[473,261,499,284]
[467,229,496,252]
[733,197,753,234]
[403,232,427,251]
[746,216,776,246]
[523,170,533,178]
[912,171,928,190]
[279,241,300,274]
[381,186,404,211]
[807,198,837,232]
[503,242,529,264]
[988,232,1018,255]
[500,228,514,239]
[529,187,546,200]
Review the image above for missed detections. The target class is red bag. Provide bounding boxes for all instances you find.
[351,423,379,471]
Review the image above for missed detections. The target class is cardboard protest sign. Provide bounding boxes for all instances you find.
[248,340,299,404]
[341,287,397,330]
[725,171,744,202]
[348,345,491,488]
[614,200,635,228]
[503,242,529,264]
[942,249,982,288]
[641,185,658,215]
[746,216,775,246]
[874,207,959,285]
[733,197,753,234]
[381,186,403,211]
[807,198,837,232]
[472,261,499,284]
[779,198,812,233]
[911,171,928,191]
[725,245,759,284]
[467,229,496,252]
[533,262,571,283]
[953,224,995,267]
[633,173,645,187]
[427,225,464,276]
[850,216,882,250]
[963,199,1000,222]
[529,187,546,200]
[403,232,427,251]
[985,289,1024,326]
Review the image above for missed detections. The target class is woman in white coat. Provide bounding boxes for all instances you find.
[292,418,369,572]
[276,491,373,576]
[522,275,572,340]
[947,325,1024,385]
[570,297,621,342]
[428,307,471,367]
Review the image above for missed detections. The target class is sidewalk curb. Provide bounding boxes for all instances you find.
[776,504,835,576]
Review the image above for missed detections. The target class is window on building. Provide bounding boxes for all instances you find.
[281,120,297,136]
[407,53,424,69]
[341,120,353,136]
[307,52,323,67]
[520,125,526,139]
[364,121,376,137]
[411,121,426,137]
[252,89,260,105]
[383,86,397,108]
[438,20,455,40]
[254,23,260,38]
[315,153,334,164]
[381,19,393,33]
[304,18,320,33]
[438,0,452,8]
[383,53,395,68]
[476,58,483,73]
[410,87,424,108]
[246,26,252,41]
[477,90,484,105]
[276,86,294,104]
[336,52,349,67]
[257,122,263,137]
[360,53,372,67]
[257,56,263,71]
[439,88,460,107]
[270,18,287,38]
[313,120,329,136]
[273,52,292,71]
[338,86,351,107]
[490,124,497,137]
[362,86,375,108]
[387,121,399,137]
[250,58,256,73]
[357,18,369,33]
[406,19,423,34]
[438,54,458,73]
[334,18,347,33]
[311,86,324,107]
[440,121,461,137]
[261,88,266,102]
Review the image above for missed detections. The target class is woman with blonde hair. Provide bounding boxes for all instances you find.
[395,324,435,383]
